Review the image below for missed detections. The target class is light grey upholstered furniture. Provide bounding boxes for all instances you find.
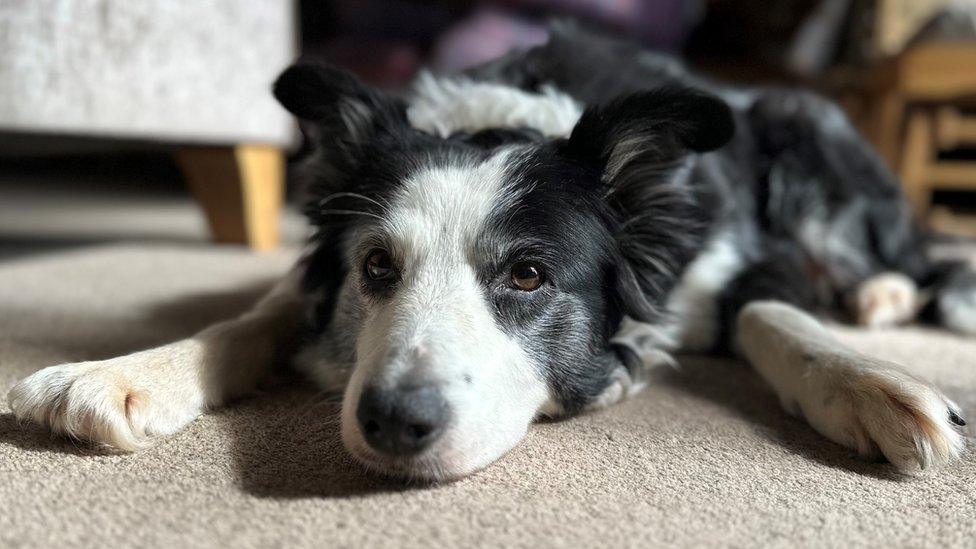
[0,0,297,249]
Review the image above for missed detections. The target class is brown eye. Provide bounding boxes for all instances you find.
[365,249,395,281]
[511,262,544,291]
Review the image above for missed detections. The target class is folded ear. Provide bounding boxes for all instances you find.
[564,86,734,179]
[273,61,408,152]
[563,88,734,322]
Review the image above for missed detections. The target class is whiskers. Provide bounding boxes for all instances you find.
[291,390,343,424]
[315,192,389,222]
[319,209,385,221]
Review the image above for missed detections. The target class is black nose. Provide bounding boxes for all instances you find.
[356,385,450,456]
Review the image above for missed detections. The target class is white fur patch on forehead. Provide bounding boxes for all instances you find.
[380,150,522,255]
[407,72,582,138]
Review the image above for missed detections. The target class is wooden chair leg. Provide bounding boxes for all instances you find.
[900,109,935,219]
[176,145,284,251]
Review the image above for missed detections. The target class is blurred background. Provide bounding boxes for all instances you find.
[2,0,976,259]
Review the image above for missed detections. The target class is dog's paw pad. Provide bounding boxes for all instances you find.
[855,273,918,328]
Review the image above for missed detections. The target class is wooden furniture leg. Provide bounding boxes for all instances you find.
[870,90,906,170]
[899,109,935,218]
[177,145,284,251]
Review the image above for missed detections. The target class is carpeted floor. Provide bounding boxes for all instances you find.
[1,168,975,547]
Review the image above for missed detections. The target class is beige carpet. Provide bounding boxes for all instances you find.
[1,201,975,547]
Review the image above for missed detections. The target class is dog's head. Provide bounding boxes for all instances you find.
[274,63,733,480]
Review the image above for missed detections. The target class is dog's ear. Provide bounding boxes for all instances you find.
[274,62,411,234]
[564,86,734,175]
[273,61,409,153]
[564,88,734,322]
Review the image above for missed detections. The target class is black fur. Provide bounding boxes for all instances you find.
[476,161,623,411]
[564,88,732,322]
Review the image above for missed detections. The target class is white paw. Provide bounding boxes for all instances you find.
[587,363,652,411]
[589,317,677,410]
[7,357,201,451]
[854,273,918,328]
[804,355,966,472]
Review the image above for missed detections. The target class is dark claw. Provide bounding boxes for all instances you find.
[948,409,967,426]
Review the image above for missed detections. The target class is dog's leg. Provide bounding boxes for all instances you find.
[7,269,307,450]
[736,300,966,472]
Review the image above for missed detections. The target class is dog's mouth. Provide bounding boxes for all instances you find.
[341,435,475,482]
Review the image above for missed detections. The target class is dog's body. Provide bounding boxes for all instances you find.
[10,27,975,480]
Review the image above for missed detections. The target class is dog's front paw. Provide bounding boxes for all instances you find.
[7,358,201,451]
[808,356,967,472]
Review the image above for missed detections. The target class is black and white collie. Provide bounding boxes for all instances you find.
[10,27,975,480]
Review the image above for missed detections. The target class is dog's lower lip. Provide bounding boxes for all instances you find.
[348,448,440,479]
